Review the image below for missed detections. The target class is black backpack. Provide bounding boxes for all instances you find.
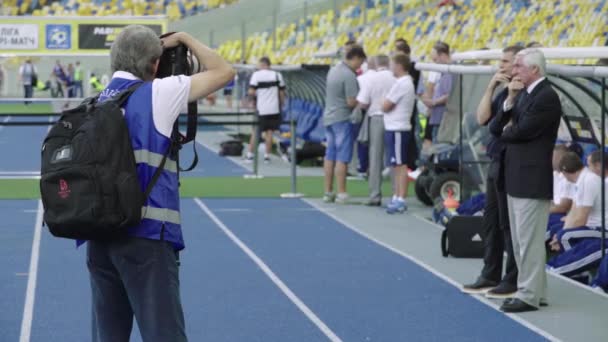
[40,83,170,240]
[219,140,244,156]
[440,216,485,258]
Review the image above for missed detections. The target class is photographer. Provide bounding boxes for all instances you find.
[89,25,234,342]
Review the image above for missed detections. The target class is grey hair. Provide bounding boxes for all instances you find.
[110,25,163,80]
[517,48,546,76]
[375,54,390,68]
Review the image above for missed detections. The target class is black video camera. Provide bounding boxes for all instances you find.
[157,32,199,172]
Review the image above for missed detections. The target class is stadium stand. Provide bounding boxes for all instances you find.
[1,0,238,19]
[217,0,608,65]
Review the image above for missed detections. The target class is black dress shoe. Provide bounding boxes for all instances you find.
[462,278,498,294]
[500,299,538,313]
[365,200,382,207]
[486,282,517,299]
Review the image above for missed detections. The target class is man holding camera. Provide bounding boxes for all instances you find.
[89,25,234,341]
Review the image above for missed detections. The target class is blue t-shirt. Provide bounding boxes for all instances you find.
[486,88,509,161]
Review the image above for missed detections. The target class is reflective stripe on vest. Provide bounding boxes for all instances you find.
[133,149,177,173]
[142,206,180,225]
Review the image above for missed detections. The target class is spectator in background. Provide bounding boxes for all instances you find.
[547,152,608,279]
[589,150,608,292]
[422,41,453,145]
[341,39,357,60]
[462,45,523,299]
[245,56,286,163]
[74,61,84,97]
[545,145,575,241]
[237,60,251,108]
[588,150,608,178]
[223,76,235,109]
[89,73,104,93]
[354,56,377,179]
[394,38,422,176]
[323,45,366,204]
[19,59,37,104]
[357,55,394,206]
[382,53,416,214]
[66,63,75,98]
[394,38,411,55]
[52,60,68,97]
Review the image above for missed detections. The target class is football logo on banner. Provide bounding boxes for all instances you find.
[46,24,71,49]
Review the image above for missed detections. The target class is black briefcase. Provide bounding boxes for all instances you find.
[441,216,484,258]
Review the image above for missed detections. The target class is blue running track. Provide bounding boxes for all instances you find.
[0,198,549,341]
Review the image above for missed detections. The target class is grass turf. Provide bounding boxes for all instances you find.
[0,103,54,114]
[0,176,415,200]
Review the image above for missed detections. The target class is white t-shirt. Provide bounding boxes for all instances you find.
[383,74,415,131]
[427,71,441,84]
[357,68,395,116]
[572,168,603,228]
[553,171,575,205]
[249,69,285,116]
[112,71,191,139]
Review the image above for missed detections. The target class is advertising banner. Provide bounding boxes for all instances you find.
[78,24,163,50]
[0,17,167,56]
[0,24,39,50]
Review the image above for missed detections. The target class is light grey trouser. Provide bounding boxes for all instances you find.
[368,116,385,202]
[507,195,550,307]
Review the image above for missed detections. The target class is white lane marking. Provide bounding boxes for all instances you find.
[0,116,11,133]
[194,198,343,342]
[19,200,44,342]
[304,199,561,342]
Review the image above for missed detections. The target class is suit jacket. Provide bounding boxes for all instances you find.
[489,79,562,199]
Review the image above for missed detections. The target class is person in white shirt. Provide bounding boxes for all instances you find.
[353,57,377,178]
[19,59,37,104]
[88,26,235,342]
[546,145,575,241]
[381,53,415,214]
[547,152,608,278]
[245,56,286,163]
[357,55,395,206]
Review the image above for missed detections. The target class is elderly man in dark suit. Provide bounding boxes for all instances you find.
[489,48,562,313]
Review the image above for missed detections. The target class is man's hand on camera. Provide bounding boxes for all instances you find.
[161,32,184,49]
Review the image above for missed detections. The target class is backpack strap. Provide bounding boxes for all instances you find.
[112,82,144,106]
[107,81,167,202]
[143,142,173,202]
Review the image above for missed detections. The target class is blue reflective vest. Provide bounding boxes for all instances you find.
[99,76,184,250]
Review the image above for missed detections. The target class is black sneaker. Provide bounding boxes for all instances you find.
[462,278,498,294]
[485,282,517,299]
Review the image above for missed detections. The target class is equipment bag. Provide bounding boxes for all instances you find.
[219,140,244,156]
[441,216,485,258]
[40,83,170,240]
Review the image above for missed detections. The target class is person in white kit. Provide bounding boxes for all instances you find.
[245,56,286,163]
[547,152,608,278]
[546,145,575,241]
[382,53,416,214]
[357,55,395,206]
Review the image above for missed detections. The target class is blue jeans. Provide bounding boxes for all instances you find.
[74,80,83,97]
[87,237,187,342]
[325,121,354,163]
[23,85,33,104]
[353,122,369,173]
